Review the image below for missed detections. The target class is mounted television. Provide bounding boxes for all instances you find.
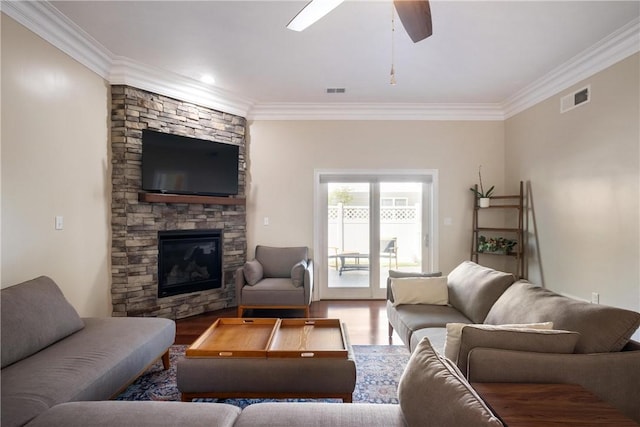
[141,129,239,197]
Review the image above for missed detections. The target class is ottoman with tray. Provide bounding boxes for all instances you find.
[177,318,357,402]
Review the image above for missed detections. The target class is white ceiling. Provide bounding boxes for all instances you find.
[13,1,640,118]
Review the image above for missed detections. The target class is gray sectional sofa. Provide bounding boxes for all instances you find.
[387,261,640,422]
[6,262,640,426]
[24,336,506,427]
[1,276,176,427]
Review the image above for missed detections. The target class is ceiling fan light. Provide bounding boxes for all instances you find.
[287,0,345,32]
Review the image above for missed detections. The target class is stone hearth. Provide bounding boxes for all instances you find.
[110,85,247,319]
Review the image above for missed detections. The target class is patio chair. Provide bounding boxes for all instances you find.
[381,238,398,268]
[235,245,313,317]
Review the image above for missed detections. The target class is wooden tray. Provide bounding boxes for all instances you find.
[267,319,348,358]
[186,318,348,359]
[186,318,278,358]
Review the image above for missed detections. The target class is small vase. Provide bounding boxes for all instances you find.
[479,198,490,208]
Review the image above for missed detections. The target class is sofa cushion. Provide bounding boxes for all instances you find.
[26,401,241,427]
[444,322,553,363]
[455,326,580,376]
[485,280,640,353]
[390,276,448,306]
[1,276,85,368]
[243,260,264,285]
[255,246,308,278]
[240,278,304,306]
[234,402,405,427]
[290,260,307,287]
[387,301,471,349]
[409,327,448,354]
[398,337,503,427]
[447,261,515,324]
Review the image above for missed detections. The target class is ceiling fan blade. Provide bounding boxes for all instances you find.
[393,0,433,43]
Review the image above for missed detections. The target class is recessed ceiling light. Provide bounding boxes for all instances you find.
[201,74,215,85]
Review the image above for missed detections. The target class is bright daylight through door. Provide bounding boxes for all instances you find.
[317,172,437,300]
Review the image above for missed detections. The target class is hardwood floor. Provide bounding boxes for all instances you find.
[175,300,403,346]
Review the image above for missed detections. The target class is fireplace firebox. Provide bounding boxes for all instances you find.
[157,229,222,298]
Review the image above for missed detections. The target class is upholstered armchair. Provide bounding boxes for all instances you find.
[235,246,313,317]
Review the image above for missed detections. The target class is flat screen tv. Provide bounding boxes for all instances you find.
[141,129,239,196]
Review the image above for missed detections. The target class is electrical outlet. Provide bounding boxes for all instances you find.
[591,292,599,304]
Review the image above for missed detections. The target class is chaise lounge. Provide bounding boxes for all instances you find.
[1,276,176,427]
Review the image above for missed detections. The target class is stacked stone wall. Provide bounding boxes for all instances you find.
[110,85,246,319]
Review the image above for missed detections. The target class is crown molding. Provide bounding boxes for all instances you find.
[109,57,255,118]
[502,17,640,119]
[2,0,113,77]
[4,1,639,121]
[247,102,505,121]
[3,0,254,117]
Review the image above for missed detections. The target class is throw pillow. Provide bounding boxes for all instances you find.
[447,261,515,324]
[444,322,553,363]
[398,337,503,427]
[243,260,264,285]
[390,277,448,307]
[290,260,307,288]
[456,326,580,377]
[387,270,442,303]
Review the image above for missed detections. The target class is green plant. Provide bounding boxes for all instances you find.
[469,165,495,198]
[477,236,517,254]
[329,186,354,205]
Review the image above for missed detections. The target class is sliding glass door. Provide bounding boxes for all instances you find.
[316,171,437,299]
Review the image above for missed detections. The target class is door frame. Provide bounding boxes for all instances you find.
[313,169,439,301]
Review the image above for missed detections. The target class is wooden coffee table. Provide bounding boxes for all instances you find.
[177,318,357,402]
[472,383,638,426]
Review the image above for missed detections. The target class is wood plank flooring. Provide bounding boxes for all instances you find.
[175,300,403,346]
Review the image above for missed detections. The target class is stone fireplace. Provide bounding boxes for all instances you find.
[110,85,247,319]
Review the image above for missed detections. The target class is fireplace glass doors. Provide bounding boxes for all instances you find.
[158,229,222,298]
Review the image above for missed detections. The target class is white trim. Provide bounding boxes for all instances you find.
[248,103,505,121]
[3,0,254,117]
[502,17,640,119]
[4,2,639,121]
[109,57,255,118]
[1,0,113,78]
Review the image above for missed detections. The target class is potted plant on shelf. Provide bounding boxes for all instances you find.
[477,236,518,255]
[469,165,494,208]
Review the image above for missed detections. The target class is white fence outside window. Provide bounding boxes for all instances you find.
[328,204,421,263]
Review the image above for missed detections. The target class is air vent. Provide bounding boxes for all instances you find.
[326,88,346,94]
[560,85,590,113]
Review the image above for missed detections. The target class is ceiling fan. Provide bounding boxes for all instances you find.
[287,0,433,43]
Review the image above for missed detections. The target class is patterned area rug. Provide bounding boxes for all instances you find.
[117,345,410,407]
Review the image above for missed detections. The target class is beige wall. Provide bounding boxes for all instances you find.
[3,11,638,328]
[505,54,640,319]
[1,15,112,317]
[246,120,506,275]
